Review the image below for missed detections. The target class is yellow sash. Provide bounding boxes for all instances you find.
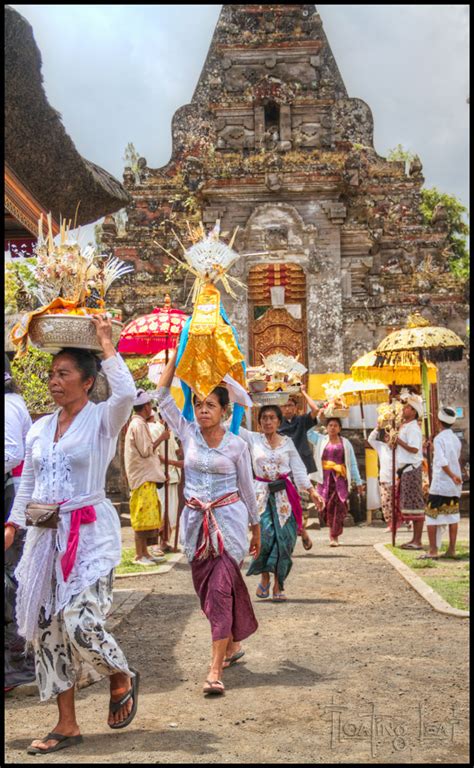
[322,460,347,478]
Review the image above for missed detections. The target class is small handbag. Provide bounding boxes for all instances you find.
[25,503,60,529]
[268,479,287,494]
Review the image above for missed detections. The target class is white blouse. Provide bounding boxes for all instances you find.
[5,392,32,476]
[239,428,312,528]
[10,354,136,638]
[156,388,259,565]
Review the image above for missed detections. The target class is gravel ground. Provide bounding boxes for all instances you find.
[5,521,469,764]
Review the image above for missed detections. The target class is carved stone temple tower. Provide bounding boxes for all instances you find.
[104,4,468,434]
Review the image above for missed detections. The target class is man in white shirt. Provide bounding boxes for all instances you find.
[422,406,463,559]
[367,426,394,531]
[395,395,425,550]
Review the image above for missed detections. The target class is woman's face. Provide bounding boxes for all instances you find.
[259,409,281,436]
[48,354,93,407]
[326,419,341,438]
[194,393,225,429]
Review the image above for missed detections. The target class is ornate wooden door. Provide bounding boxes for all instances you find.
[250,307,306,367]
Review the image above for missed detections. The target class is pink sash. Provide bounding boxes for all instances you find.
[186,491,240,561]
[60,505,97,581]
[255,474,304,533]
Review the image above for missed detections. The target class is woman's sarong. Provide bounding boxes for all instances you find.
[398,465,425,521]
[246,492,297,589]
[319,473,347,539]
[33,572,133,701]
[129,481,161,540]
[191,549,258,642]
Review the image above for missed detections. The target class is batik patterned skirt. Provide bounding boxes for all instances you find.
[246,492,297,589]
[33,572,134,701]
[399,465,425,521]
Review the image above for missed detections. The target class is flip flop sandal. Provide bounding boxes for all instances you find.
[302,536,313,551]
[108,669,140,730]
[256,583,270,598]
[203,679,225,695]
[27,733,83,755]
[272,593,287,602]
[417,554,440,560]
[400,543,423,550]
[223,650,245,667]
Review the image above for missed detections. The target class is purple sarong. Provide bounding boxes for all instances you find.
[191,549,258,642]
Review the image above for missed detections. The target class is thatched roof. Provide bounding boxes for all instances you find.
[5,6,131,226]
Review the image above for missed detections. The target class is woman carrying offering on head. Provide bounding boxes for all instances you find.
[240,405,324,602]
[307,415,364,546]
[4,316,139,756]
[156,349,261,697]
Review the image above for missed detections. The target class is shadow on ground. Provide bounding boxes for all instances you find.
[7,728,221,757]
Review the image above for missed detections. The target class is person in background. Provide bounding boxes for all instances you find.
[308,415,364,546]
[420,406,463,560]
[147,408,183,552]
[4,356,35,692]
[367,426,395,532]
[278,388,321,550]
[241,406,324,601]
[124,390,169,565]
[394,395,425,550]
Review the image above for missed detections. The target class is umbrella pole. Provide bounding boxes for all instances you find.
[359,394,367,440]
[418,350,432,483]
[163,346,170,547]
[391,442,397,547]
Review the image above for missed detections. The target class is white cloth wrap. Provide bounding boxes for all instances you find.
[15,490,106,643]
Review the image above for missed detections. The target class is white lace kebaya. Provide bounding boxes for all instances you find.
[156,387,259,565]
[9,354,136,642]
[239,428,312,529]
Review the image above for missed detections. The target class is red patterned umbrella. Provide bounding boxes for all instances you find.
[118,294,188,355]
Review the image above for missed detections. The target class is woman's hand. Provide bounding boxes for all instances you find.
[90,313,115,358]
[4,524,16,551]
[249,524,261,559]
[309,486,325,512]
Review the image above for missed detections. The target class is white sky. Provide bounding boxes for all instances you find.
[10,4,470,244]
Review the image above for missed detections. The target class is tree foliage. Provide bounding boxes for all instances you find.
[11,348,54,414]
[388,145,469,281]
[419,188,469,280]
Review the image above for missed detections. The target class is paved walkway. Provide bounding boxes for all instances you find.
[5,521,469,764]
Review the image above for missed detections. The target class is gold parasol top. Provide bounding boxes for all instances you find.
[375,314,464,363]
[351,349,437,385]
[337,377,389,406]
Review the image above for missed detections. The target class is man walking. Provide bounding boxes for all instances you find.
[278,387,321,549]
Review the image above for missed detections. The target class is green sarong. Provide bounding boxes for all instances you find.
[246,493,297,589]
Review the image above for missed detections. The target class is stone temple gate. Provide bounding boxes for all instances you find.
[103,4,468,440]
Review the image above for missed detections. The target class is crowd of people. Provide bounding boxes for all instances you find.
[4,320,465,754]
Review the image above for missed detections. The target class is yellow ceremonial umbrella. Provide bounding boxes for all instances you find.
[337,377,389,439]
[376,314,465,544]
[375,313,464,441]
[351,349,437,386]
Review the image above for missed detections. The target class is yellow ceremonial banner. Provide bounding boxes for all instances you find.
[176,282,245,399]
[365,447,379,479]
[170,385,184,410]
[307,373,346,400]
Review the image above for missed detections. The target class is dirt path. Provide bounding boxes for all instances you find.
[5,522,469,764]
